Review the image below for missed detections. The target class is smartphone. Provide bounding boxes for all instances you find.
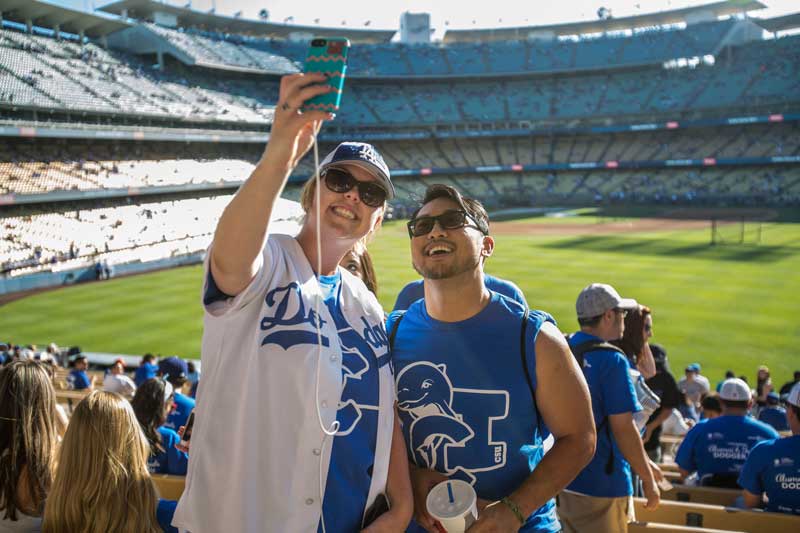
[178,410,195,449]
[301,37,350,113]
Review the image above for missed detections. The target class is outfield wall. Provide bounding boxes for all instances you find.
[0,252,203,296]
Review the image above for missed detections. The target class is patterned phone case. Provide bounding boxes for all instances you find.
[302,37,350,113]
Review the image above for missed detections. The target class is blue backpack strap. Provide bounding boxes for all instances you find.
[520,308,536,406]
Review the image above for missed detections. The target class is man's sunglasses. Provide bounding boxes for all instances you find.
[323,168,387,208]
[407,209,486,238]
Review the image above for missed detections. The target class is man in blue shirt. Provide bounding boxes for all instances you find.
[739,382,800,515]
[67,355,93,390]
[389,185,595,532]
[392,274,527,311]
[158,356,195,431]
[676,378,780,487]
[758,392,789,432]
[559,283,661,533]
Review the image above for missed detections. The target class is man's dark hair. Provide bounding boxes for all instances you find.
[143,353,156,363]
[725,370,735,379]
[578,314,603,328]
[720,399,749,411]
[412,184,489,236]
[794,370,800,380]
[701,394,722,414]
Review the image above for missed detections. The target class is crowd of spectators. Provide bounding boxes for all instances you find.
[0,338,201,531]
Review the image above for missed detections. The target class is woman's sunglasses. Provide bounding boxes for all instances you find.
[407,209,486,238]
[323,168,387,208]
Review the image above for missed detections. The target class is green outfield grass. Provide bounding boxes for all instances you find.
[3,216,799,387]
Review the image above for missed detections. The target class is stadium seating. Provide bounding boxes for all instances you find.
[2,26,799,127]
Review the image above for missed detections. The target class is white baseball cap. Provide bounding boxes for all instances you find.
[576,283,638,319]
[718,378,751,402]
[787,382,800,408]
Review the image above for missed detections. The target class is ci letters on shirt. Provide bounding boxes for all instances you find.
[397,362,509,485]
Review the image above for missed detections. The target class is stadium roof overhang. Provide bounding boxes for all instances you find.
[443,0,767,43]
[0,0,131,38]
[98,0,395,43]
[753,13,800,32]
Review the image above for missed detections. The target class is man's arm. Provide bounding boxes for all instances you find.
[643,407,672,444]
[610,412,660,509]
[210,73,332,296]
[469,321,596,531]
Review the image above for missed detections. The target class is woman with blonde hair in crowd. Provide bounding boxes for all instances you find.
[42,391,165,533]
[0,360,59,532]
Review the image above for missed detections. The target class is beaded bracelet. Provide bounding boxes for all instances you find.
[500,496,525,525]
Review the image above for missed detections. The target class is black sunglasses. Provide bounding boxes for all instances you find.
[407,209,486,238]
[323,168,387,208]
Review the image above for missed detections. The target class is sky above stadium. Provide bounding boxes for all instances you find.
[54,1,798,39]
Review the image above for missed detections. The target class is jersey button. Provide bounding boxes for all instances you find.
[330,354,338,362]
[321,400,328,408]
[313,448,321,456]
[305,498,314,505]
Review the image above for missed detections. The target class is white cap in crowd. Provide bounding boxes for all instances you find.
[718,378,751,402]
[787,382,800,408]
[576,283,638,319]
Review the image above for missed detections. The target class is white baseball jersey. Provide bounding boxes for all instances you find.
[172,234,394,533]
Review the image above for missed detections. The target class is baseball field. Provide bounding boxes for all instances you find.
[3,207,799,387]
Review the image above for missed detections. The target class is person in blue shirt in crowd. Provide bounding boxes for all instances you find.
[131,377,189,475]
[389,185,596,533]
[66,355,93,390]
[739,382,800,515]
[560,283,661,533]
[392,273,527,311]
[758,391,790,432]
[134,353,159,387]
[676,378,780,488]
[716,370,736,392]
[157,356,195,431]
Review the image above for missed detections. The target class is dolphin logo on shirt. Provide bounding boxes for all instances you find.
[397,362,474,470]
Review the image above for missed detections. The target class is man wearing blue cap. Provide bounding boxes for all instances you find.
[678,363,710,409]
[173,74,411,533]
[158,356,195,431]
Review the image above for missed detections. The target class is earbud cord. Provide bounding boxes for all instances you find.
[311,128,339,533]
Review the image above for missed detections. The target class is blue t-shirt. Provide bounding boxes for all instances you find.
[566,331,642,498]
[317,271,382,533]
[157,499,178,533]
[67,369,91,390]
[758,407,790,432]
[738,435,800,515]
[389,292,559,533]
[165,392,195,432]
[676,415,780,480]
[392,274,527,312]
[134,362,159,386]
[147,426,189,475]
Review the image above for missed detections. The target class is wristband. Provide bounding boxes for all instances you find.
[500,496,525,525]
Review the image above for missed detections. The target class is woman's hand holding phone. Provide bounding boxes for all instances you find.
[264,73,335,170]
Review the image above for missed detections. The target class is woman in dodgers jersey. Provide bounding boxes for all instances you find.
[172,73,412,533]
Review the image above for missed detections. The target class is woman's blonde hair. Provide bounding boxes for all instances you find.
[43,391,160,533]
[0,360,57,520]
